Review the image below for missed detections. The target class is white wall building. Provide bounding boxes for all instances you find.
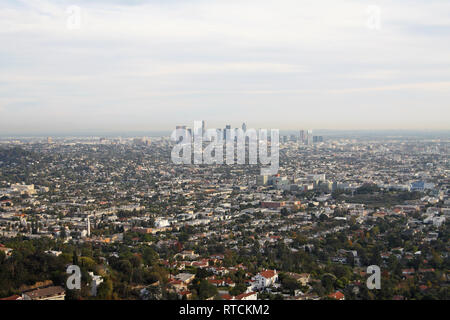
[251,269,278,290]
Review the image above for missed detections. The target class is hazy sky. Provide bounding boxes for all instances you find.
[1,0,450,134]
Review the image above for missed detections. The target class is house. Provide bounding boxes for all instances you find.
[402,268,415,275]
[224,278,235,287]
[285,272,311,286]
[235,291,258,300]
[252,269,278,290]
[261,201,286,209]
[210,254,224,260]
[419,285,429,292]
[373,211,387,219]
[418,268,435,273]
[208,279,225,287]
[328,291,345,300]
[380,252,391,260]
[296,293,320,300]
[0,295,23,300]
[207,266,229,275]
[176,250,199,260]
[168,279,187,292]
[220,293,235,300]
[192,259,209,269]
[22,286,66,300]
[174,273,195,284]
[178,291,192,299]
[45,250,62,257]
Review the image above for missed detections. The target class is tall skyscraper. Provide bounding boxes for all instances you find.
[313,136,323,143]
[201,120,206,136]
[242,122,247,132]
[224,125,231,140]
[306,130,313,145]
[299,130,305,143]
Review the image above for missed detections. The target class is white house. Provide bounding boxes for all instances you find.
[155,218,170,228]
[252,269,278,290]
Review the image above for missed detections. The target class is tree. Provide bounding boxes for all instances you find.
[97,279,113,299]
[281,276,300,294]
[73,250,78,266]
[195,279,218,300]
[142,285,162,300]
[229,283,247,296]
[142,247,158,266]
[79,256,96,270]
[321,274,336,294]
[130,255,142,268]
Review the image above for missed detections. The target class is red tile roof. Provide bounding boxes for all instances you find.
[260,270,277,279]
[236,292,257,300]
[24,286,65,299]
[0,295,22,300]
[328,291,345,300]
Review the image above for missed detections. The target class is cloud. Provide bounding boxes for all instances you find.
[327,82,450,94]
[0,0,449,132]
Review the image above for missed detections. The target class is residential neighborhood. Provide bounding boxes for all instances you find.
[0,132,448,300]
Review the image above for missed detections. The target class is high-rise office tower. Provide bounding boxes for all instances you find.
[217,128,223,141]
[242,122,247,132]
[201,120,206,136]
[224,125,231,140]
[306,130,313,145]
[313,136,323,143]
[299,130,305,143]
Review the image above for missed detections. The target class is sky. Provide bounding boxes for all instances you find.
[0,0,450,134]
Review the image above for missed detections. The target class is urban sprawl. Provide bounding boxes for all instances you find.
[0,125,448,300]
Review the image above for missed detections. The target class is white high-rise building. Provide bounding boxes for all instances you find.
[306,130,313,145]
